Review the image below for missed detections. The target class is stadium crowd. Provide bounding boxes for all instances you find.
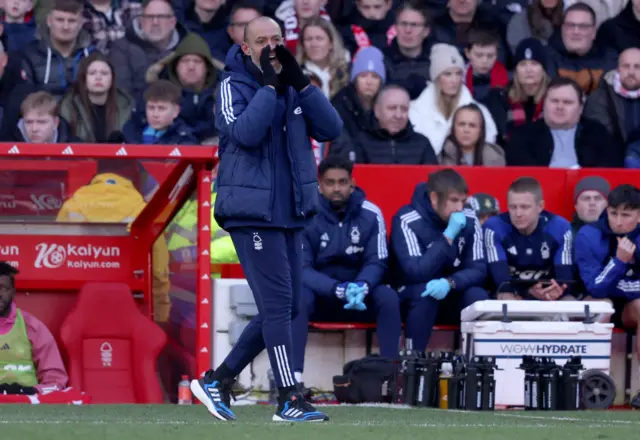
[1,0,640,408]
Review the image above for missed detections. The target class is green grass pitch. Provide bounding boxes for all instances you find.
[1,404,638,440]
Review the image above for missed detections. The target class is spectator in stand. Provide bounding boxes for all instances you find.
[409,43,498,156]
[546,3,617,95]
[226,0,262,46]
[486,38,550,145]
[1,0,37,52]
[575,184,640,408]
[82,0,142,53]
[484,177,574,300]
[10,91,81,142]
[430,0,509,66]
[109,0,185,99]
[21,0,95,99]
[564,0,628,28]
[439,103,505,166]
[582,48,640,167]
[144,33,219,142]
[0,262,68,395]
[383,1,433,100]
[481,0,530,28]
[506,0,564,55]
[331,46,384,140]
[297,18,349,99]
[464,28,509,105]
[339,0,395,56]
[596,0,639,54]
[290,156,401,390]
[275,0,331,53]
[506,77,621,167]
[466,192,499,225]
[175,0,228,64]
[121,79,197,144]
[330,84,437,164]
[571,175,610,235]
[390,168,487,352]
[58,52,133,143]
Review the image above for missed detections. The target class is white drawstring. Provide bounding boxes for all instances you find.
[43,47,52,84]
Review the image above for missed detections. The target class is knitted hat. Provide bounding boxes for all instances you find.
[513,38,547,68]
[429,43,465,81]
[467,193,500,215]
[573,176,611,203]
[350,47,386,83]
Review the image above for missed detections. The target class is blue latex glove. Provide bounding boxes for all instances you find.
[421,278,451,300]
[443,211,467,241]
[334,282,350,299]
[344,283,368,311]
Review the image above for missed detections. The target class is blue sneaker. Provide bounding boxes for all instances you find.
[273,391,329,422]
[190,375,236,421]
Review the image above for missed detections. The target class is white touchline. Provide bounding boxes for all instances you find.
[494,412,640,425]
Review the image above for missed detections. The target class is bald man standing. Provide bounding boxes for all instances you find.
[583,47,640,165]
[190,17,342,423]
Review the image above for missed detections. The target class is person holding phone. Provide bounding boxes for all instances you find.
[483,177,575,300]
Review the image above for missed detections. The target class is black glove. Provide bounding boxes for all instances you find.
[275,45,310,92]
[0,382,38,395]
[259,45,278,88]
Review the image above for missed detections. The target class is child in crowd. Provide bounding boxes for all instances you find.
[464,28,509,105]
[122,80,197,145]
[13,90,80,143]
[1,0,37,51]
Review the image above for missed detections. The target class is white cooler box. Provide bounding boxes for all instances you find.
[460,300,615,407]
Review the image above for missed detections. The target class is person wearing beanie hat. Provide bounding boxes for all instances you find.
[572,175,610,235]
[484,37,551,145]
[331,46,385,140]
[409,43,498,155]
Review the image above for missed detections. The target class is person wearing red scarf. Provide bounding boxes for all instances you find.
[275,0,331,53]
[464,28,508,105]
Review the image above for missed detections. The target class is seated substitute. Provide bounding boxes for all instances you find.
[291,157,401,384]
[484,177,574,301]
[575,184,640,408]
[390,169,488,352]
[0,262,68,395]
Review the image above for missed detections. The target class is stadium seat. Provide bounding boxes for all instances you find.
[59,282,167,403]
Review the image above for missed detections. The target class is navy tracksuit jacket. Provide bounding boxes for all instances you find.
[291,188,401,372]
[483,211,574,297]
[576,214,640,301]
[390,183,488,351]
[211,45,343,389]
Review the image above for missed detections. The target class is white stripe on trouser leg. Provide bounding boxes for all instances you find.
[406,338,412,350]
[278,345,295,386]
[274,345,294,387]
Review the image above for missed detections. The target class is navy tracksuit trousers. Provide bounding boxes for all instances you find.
[401,284,488,352]
[291,285,402,373]
[222,227,302,388]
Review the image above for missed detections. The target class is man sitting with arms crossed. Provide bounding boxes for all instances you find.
[0,262,68,395]
[291,156,401,389]
[484,177,575,300]
[390,169,488,352]
[575,184,640,408]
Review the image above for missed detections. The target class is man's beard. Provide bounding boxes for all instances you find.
[0,297,12,317]
[622,77,640,91]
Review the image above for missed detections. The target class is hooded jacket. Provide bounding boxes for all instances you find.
[390,182,486,288]
[303,187,388,296]
[109,18,184,98]
[11,117,81,143]
[175,0,229,64]
[546,31,617,95]
[58,88,134,142]
[576,213,640,300]
[145,33,221,142]
[214,45,343,230]
[20,28,95,97]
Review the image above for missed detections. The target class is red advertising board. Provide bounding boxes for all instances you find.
[1,235,130,281]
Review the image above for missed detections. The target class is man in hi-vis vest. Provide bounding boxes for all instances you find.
[0,262,68,395]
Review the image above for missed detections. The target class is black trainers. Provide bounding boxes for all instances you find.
[272,391,329,422]
[190,373,236,421]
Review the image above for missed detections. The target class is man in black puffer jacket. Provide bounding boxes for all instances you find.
[330,85,437,164]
